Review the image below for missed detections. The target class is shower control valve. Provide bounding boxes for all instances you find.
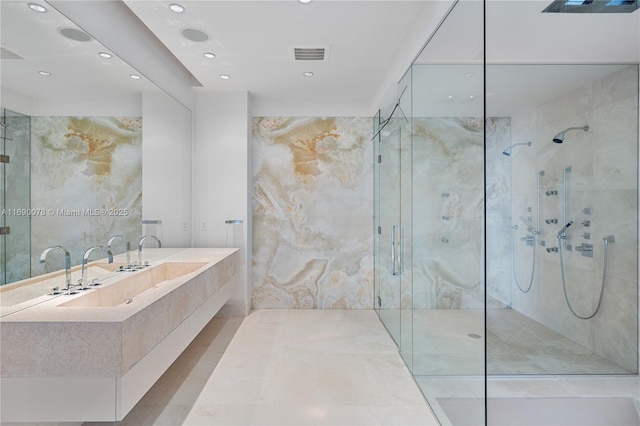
[520,236,535,246]
[575,243,594,258]
[581,220,591,227]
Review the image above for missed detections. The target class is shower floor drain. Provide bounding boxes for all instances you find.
[467,333,482,339]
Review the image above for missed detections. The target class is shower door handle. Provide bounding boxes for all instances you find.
[391,225,402,276]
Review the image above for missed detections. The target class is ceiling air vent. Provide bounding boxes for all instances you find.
[1,47,23,60]
[289,46,330,62]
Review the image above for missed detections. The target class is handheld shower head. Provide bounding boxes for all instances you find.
[552,125,589,144]
[556,220,574,238]
[502,141,532,156]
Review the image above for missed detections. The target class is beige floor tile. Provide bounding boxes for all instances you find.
[83,310,438,426]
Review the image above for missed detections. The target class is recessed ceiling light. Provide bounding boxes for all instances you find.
[28,3,47,12]
[203,52,216,59]
[220,74,230,80]
[38,71,51,76]
[169,3,185,13]
[299,0,312,3]
[303,71,314,77]
[469,95,475,99]
[448,95,453,99]
[130,74,141,80]
[98,52,112,59]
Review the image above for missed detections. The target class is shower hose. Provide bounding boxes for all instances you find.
[512,228,535,293]
[557,236,611,320]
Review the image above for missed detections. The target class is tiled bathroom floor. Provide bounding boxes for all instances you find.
[86,309,437,426]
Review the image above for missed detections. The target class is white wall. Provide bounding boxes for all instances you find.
[192,91,251,316]
[142,91,192,248]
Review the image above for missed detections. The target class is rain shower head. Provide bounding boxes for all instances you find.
[502,141,532,156]
[552,125,589,143]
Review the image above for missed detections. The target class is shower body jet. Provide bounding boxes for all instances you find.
[552,125,589,143]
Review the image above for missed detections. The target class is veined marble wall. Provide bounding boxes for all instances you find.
[30,116,142,275]
[252,117,373,309]
[411,117,510,310]
[485,118,513,307]
[507,65,638,372]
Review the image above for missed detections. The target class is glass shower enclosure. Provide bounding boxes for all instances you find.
[374,1,639,425]
[0,108,31,284]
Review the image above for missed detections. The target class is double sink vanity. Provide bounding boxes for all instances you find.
[0,247,239,423]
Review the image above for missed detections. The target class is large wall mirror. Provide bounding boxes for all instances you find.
[0,1,193,314]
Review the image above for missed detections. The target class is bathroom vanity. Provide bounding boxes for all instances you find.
[0,248,238,423]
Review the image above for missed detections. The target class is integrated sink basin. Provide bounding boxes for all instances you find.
[59,262,209,307]
[0,248,240,423]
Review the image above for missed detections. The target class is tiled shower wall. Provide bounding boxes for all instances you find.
[508,65,639,372]
[412,117,510,310]
[252,117,373,309]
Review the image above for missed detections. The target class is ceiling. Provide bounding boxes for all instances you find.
[0,1,159,101]
[121,0,447,115]
[0,0,449,116]
[1,0,639,117]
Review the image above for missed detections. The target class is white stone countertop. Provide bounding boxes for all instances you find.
[0,248,239,377]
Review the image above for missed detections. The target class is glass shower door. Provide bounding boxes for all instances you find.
[0,108,31,284]
[374,122,402,347]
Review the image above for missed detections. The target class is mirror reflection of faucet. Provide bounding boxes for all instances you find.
[80,246,114,290]
[107,234,131,269]
[137,235,162,268]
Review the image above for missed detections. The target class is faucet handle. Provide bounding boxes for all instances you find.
[76,278,90,291]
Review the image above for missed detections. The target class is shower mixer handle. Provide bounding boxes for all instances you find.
[575,243,594,258]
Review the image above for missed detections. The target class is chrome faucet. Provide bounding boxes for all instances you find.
[40,246,72,291]
[107,234,131,267]
[137,235,161,266]
[81,246,114,288]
